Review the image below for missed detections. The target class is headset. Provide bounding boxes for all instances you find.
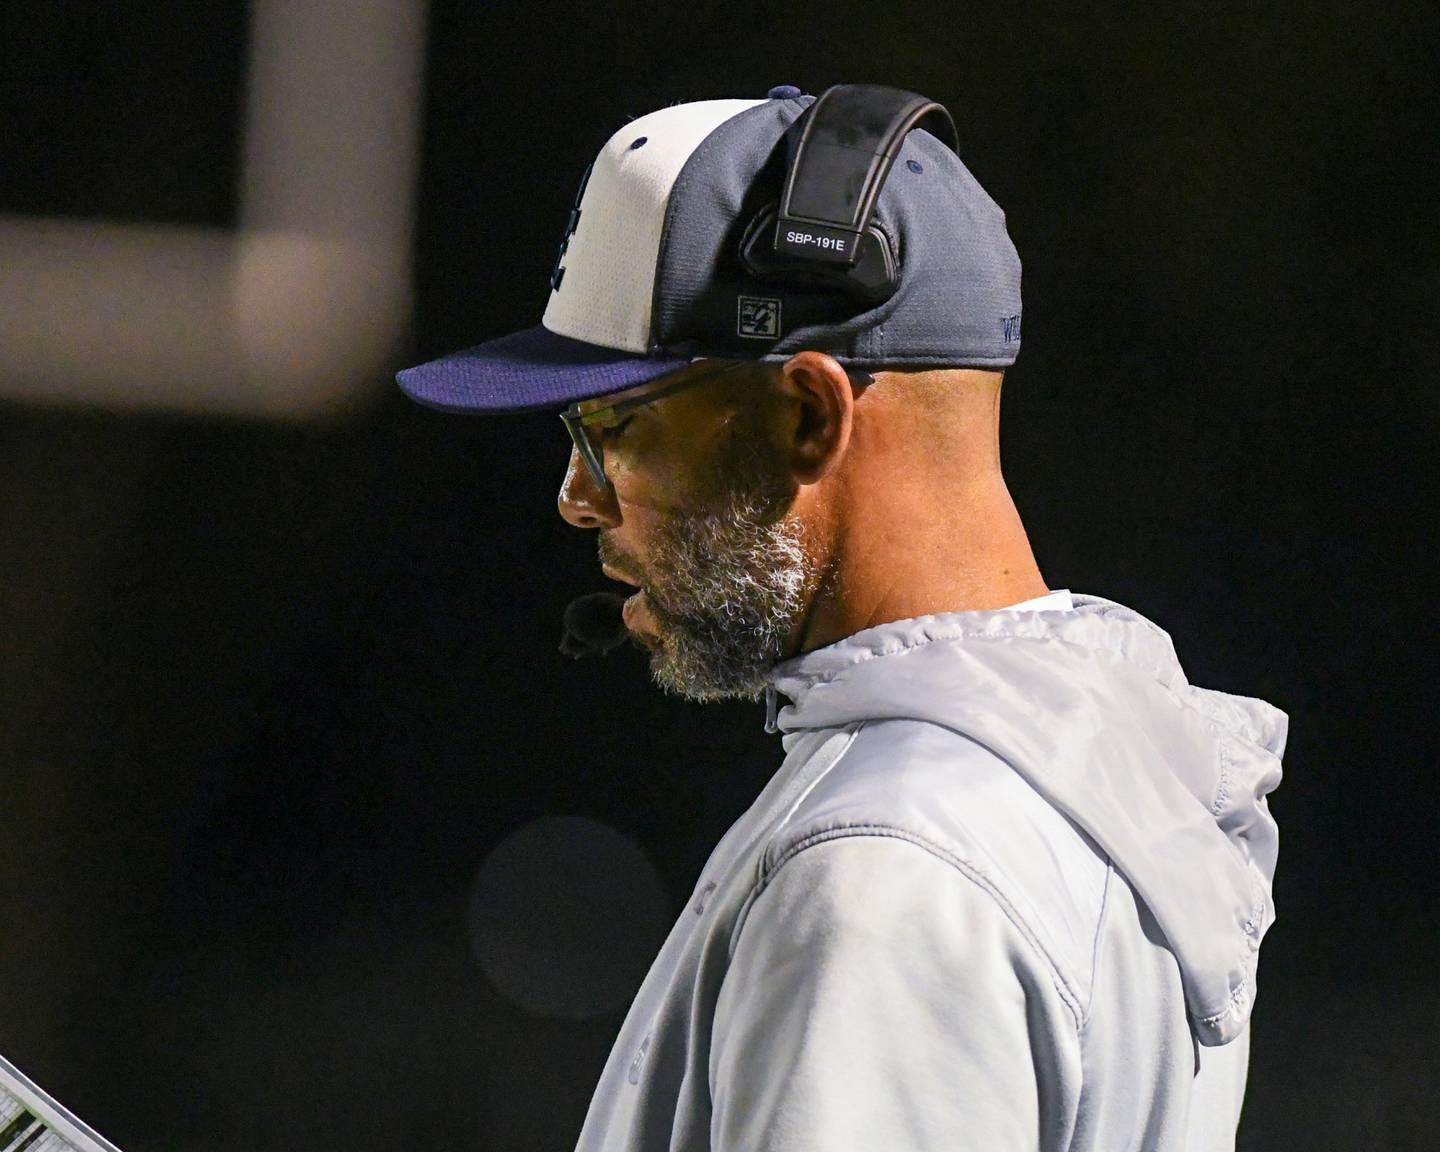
[563,83,958,659]
[738,82,959,304]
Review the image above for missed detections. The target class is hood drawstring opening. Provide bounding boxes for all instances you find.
[764,684,779,734]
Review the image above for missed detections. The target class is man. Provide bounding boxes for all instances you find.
[397,84,1288,1151]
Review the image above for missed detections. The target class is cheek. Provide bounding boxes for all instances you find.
[601,476,668,573]
[608,439,706,510]
[608,402,746,516]
[607,465,704,577]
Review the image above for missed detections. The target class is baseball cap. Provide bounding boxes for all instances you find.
[396,84,1022,415]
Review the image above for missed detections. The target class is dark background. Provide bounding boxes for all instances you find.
[2,1,1436,1149]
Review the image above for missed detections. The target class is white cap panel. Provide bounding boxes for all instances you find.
[541,98,767,353]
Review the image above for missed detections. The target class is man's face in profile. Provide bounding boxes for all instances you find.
[561,367,822,705]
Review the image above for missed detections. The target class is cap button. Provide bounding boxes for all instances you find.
[767,85,802,100]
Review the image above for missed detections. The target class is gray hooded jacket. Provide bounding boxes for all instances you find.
[573,589,1288,1151]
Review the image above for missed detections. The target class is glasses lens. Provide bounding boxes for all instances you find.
[562,411,606,488]
[583,428,607,487]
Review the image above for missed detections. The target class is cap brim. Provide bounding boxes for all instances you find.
[395,323,692,415]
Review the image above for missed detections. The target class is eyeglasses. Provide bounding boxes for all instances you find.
[560,359,750,490]
[560,359,875,490]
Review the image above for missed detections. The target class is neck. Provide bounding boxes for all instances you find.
[790,474,1049,658]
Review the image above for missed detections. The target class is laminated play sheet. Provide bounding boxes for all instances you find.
[0,1052,122,1152]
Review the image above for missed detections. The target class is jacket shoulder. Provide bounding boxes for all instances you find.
[765,717,1112,1004]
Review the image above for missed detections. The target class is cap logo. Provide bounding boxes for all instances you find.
[1001,312,1022,343]
[737,296,781,339]
[548,161,593,295]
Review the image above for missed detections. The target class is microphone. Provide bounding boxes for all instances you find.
[559,591,630,659]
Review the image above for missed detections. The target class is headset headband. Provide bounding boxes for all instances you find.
[738,83,962,303]
[774,84,959,268]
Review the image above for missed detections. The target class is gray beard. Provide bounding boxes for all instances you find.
[605,425,821,704]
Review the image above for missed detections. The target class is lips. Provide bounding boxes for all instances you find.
[602,563,641,589]
[622,589,652,632]
[602,563,654,633]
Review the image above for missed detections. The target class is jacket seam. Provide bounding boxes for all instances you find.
[1081,859,1114,1032]
[774,726,866,842]
[782,629,1049,689]
[735,823,1085,1030]
[750,723,866,892]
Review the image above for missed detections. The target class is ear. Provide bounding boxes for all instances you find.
[776,351,858,486]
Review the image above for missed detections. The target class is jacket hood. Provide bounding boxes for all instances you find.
[762,591,1288,1047]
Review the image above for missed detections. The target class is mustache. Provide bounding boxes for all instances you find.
[597,537,642,584]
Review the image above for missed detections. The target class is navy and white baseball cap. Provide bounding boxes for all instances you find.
[396,85,1022,415]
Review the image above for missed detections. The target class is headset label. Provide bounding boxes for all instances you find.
[787,231,845,251]
[737,296,781,339]
[774,219,858,264]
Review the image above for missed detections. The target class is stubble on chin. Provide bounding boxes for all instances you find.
[631,433,814,703]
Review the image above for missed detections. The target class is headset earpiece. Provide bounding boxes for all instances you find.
[737,205,897,304]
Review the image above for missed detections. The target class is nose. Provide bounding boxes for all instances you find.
[557,443,620,529]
